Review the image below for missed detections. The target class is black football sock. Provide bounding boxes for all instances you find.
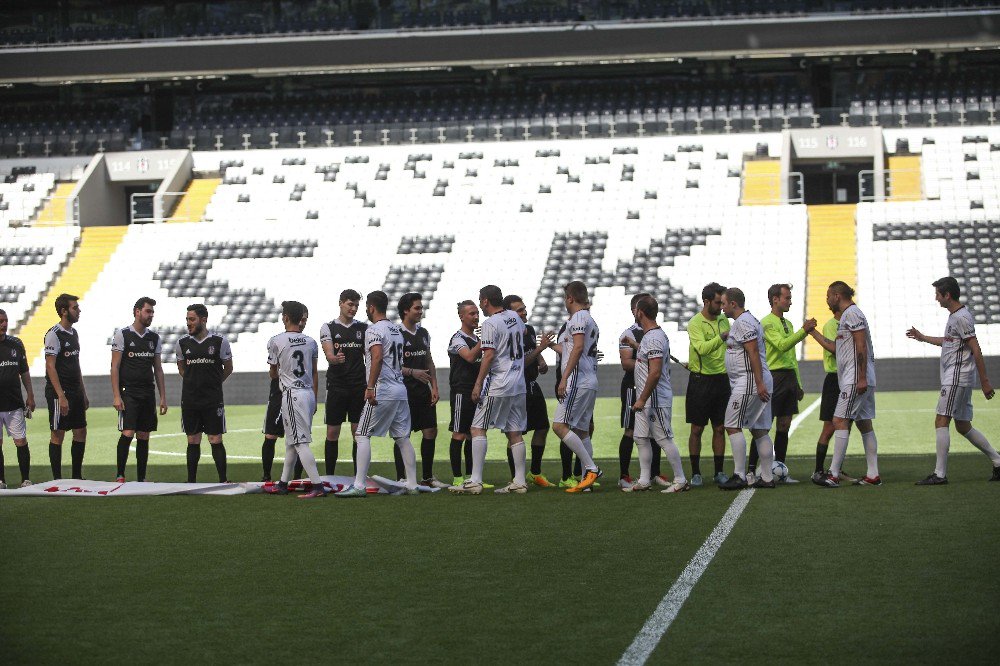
[506,447,515,478]
[293,458,303,480]
[619,435,634,477]
[748,446,759,474]
[650,445,662,479]
[136,439,149,481]
[815,443,829,473]
[420,437,435,480]
[261,438,275,480]
[352,440,358,466]
[116,435,132,478]
[449,437,464,477]
[463,438,472,476]
[211,442,227,482]
[0,446,5,483]
[17,445,30,482]
[49,442,62,479]
[393,443,405,480]
[560,441,573,480]
[690,454,702,477]
[186,444,200,482]
[325,439,338,476]
[774,430,789,463]
[70,440,85,479]
[573,451,582,478]
[714,454,725,476]
[530,444,544,476]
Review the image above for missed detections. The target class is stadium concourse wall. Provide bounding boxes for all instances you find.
[1,11,997,84]
[27,358,1000,408]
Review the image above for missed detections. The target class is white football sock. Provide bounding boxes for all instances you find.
[657,437,686,483]
[294,443,323,485]
[963,428,1000,465]
[861,430,878,478]
[935,427,950,478]
[830,430,850,477]
[394,436,418,489]
[728,431,747,479]
[509,440,526,485]
[635,437,653,485]
[279,442,298,483]
[470,435,488,484]
[561,431,596,472]
[754,434,775,482]
[353,436,371,489]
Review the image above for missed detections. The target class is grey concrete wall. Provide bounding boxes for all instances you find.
[29,357,1000,408]
[71,154,123,227]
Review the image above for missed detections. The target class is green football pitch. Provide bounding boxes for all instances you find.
[2,390,999,663]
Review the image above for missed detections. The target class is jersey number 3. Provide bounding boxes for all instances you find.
[292,350,306,377]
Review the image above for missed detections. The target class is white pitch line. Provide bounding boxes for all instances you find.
[617,488,756,665]
[618,396,820,665]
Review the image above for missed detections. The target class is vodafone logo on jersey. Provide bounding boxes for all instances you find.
[404,349,427,358]
[0,360,20,368]
[187,357,216,365]
[63,349,80,357]
[128,351,155,358]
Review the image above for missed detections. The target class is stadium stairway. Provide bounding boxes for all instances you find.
[741,159,781,205]
[17,225,128,364]
[170,178,220,223]
[886,155,922,201]
[33,182,76,226]
[805,204,857,360]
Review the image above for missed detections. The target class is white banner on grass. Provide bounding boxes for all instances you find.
[0,480,261,497]
[0,476,442,498]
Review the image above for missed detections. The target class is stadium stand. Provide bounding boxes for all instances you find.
[0,171,58,227]
[0,225,79,334]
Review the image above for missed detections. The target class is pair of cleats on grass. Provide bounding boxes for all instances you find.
[0,480,33,489]
[915,465,1000,485]
[449,469,603,495]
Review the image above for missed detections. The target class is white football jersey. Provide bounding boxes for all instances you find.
[941,306,978,388]
[364,319,407,401]
[836,304,876,388]
[267,331,319,392]
[725,311,771,393]
[480,309,527,398]
[559,309,600,390]
[635,327,672,409]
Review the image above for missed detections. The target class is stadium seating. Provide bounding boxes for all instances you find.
[9,124,1000,375]
[0,226,80,330]
[859,126,1000,359]
[0,172,57,227]
[40,132,807,375]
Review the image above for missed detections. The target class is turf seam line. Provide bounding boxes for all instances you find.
[617,488,756,666]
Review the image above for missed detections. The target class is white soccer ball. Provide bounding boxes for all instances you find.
[771,461,789,482]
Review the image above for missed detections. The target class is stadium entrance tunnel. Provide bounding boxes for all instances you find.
[797,159,871,205]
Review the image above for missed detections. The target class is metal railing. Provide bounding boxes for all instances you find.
[858,169,923,202]
[739,171,805,205]
[128,191,193,224]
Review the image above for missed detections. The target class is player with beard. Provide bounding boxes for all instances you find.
[111,297,167,482]
[44,293,89,479]
[175,304,233,483]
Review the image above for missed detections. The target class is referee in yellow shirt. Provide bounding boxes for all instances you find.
[748,284,816,483]
[685,282,731,486]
